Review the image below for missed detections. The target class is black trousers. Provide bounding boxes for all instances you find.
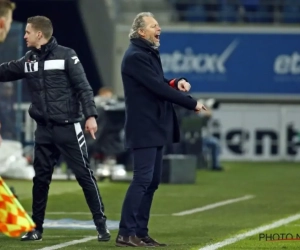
[32,122,106,233]
[118,146,163,237]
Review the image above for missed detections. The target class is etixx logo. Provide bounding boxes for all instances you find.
[160,39,239,74]
[274,51,300,75]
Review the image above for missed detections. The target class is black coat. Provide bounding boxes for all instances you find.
[0,37,97,124]
[121,38,197,149]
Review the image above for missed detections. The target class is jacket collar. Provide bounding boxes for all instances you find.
[32,36,58,55]
[130,38,159,54]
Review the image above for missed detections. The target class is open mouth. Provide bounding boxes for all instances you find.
[155,35,160,40]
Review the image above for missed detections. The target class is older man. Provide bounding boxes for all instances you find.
[116,12,206,247]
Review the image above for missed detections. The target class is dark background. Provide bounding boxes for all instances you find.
[12,0,103,94]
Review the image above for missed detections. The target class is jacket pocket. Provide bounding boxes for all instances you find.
[28,103,44,122]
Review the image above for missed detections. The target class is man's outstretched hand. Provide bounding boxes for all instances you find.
[85,117,97,140]
[194,101,207,113]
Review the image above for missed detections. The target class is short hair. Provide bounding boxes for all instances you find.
[27,16,53,40]
[129,12,154,39]
[0,0,15,17]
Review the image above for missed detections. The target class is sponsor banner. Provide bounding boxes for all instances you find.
[160,29,300,96]
[209,104,300,161]
[15,101,300,161]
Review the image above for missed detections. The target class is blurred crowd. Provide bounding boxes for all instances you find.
[169,0,300,23]
[0,82,16,140]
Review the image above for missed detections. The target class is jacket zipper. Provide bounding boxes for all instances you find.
[41,59,49,122]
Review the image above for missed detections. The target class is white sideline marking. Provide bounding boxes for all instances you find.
[21,187,82,200]
[42,212,169,216]
[37,236,95,250]
[46,212,90,215]
[199,213,300,250]
[173,195,255,216]
[44,235,93,238]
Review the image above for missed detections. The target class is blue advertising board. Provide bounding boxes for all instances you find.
[159,28,300,97]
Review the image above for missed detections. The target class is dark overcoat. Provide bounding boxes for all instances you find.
[121,38,197,149]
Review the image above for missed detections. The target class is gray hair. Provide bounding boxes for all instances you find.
[129,12,154,39]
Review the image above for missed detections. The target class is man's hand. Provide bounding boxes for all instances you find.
[194,101,207,113]
[202,108,212,117]
[85,117,97,140]
[177,79,191,92]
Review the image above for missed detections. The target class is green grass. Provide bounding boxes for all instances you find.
[0,161,300,249]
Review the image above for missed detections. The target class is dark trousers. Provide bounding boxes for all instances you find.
[32,122,106,233]
[119,146,163,237]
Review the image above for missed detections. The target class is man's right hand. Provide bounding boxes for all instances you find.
[194,101,207,113]
[85,117,98,140]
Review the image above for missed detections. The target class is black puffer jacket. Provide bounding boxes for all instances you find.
[0,37,97,124]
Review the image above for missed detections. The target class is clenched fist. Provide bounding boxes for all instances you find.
[177,79,191,92]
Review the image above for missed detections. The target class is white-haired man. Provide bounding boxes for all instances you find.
[116,12,206,247]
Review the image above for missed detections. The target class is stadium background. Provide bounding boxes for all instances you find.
[1,1,300,249]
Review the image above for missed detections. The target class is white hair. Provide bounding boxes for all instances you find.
[129,12,154,39]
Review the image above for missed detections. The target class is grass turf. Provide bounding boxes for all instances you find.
[0,161,299,250]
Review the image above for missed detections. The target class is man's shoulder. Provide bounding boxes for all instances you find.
[124,47,148,61]
[24,50,33,58]
[50,45,78,61]
[24,50,31,56]
[55,45,74,54]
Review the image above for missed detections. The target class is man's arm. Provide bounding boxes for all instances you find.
[124,53,197,110]
[0,57,26,82]
[65,49,98,119]
[164,77,187,90]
